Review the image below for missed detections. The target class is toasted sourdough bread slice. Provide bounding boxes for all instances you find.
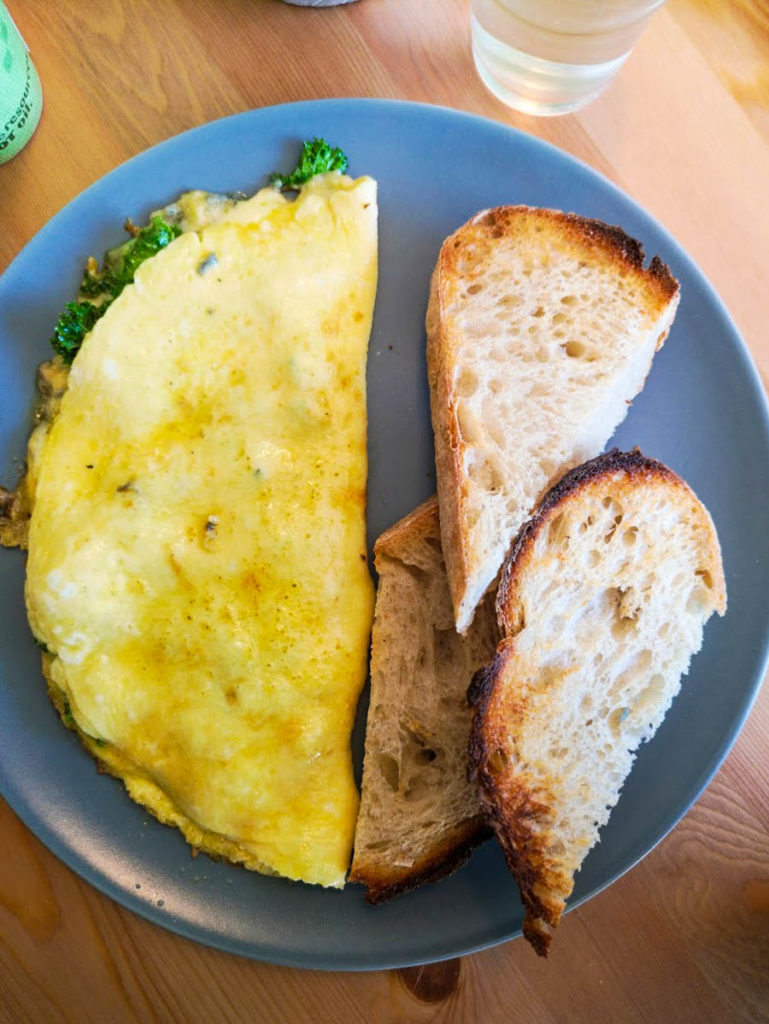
[468,449,726,956]
[426,207,680,634]
[350,497,499,902]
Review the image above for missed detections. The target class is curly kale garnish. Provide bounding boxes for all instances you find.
[270,138,348,191]
[51,300,106,364]
[115,216,181,290]
[83,216,182,300]
[49,215,181,363]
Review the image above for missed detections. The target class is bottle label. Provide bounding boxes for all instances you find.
[0,2,42,162]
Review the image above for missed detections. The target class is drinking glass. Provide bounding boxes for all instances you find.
[471,0,667,116]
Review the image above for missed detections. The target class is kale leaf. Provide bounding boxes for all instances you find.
[270,138,348,191]
[49,216,181,363]
[115,216,181,291]
[50,300,106,364]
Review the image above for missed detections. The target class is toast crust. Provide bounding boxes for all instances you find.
[373,494,441,559]
[467,643,561,957]
[497,448,726,633]
[440,208,679,311]
[426,263,470,628]
[468,448,726,956]
[350,815,492,904]
[426,207,680,635]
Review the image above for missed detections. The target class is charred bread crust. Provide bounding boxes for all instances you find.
[468,642,562,957]
[496,448,692,632]
[464,207,679,308]
[350,817,492,904]
[466,643,512,756]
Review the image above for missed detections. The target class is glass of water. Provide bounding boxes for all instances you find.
[471,0,667,116]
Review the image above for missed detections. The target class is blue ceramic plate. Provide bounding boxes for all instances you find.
[1,100,768,970]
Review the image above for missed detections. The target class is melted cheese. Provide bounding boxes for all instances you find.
[26,174,377,887]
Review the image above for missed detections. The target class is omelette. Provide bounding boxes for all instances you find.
[14,168,377,887]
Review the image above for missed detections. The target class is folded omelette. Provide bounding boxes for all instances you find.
[21,172,377,887]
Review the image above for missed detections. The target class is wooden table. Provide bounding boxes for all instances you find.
[1,1,768,1020]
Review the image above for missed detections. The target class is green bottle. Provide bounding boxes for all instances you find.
[0,1,42,164]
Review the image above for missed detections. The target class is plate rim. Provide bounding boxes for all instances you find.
[1,97,768,970]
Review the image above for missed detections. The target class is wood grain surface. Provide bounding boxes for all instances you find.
[1,1,768,1021]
